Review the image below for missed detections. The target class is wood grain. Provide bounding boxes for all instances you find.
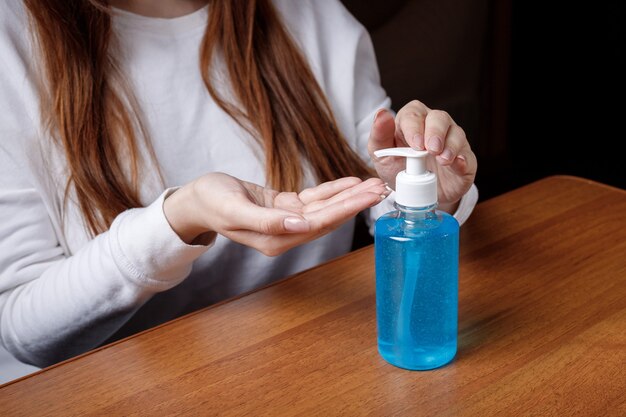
[1,176,625,416]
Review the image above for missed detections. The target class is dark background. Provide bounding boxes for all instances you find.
[341,0,625,201]
[508,1,625,195]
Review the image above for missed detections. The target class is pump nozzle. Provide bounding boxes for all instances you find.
[374,147,428,176]
[373,147,437,207]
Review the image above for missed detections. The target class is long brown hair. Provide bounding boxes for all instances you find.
[24,0,372,235]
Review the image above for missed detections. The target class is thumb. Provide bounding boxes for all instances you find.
[367,109,396,158]
[236,204,311,235]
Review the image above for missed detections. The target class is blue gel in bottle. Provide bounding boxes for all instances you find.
[373,147,459,370]
[375,204,458,370]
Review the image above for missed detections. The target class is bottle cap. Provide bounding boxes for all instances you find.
[374,147,437,207]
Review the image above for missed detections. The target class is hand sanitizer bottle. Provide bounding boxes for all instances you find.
[374,147,459,370]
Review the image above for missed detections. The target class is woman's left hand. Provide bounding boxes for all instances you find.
[367,100,477,212]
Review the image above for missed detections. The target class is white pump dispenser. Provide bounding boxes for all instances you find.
[373,147,458,371]
[374,147,437,208]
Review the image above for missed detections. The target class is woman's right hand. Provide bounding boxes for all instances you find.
[163,173,388,256]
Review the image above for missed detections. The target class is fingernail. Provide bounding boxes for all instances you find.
[374,109,391,123]
[284,217,309,233]
[440,149,454,161]
[427,136,442,152]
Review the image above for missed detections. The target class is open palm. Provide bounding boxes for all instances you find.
[183,173,388,256]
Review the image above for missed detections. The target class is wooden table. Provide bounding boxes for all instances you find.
[1,176,625,416]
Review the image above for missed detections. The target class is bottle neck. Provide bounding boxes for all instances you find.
[394,202,438,213]
[394,202,438,222]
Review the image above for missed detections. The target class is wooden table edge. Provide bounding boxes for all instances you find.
[515,175,624,195]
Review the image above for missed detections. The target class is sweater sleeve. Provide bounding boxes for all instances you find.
[0,166,210,367]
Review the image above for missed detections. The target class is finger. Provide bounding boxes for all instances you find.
[450,149,477,177]
[449,154,468,176]
[303,177,387,213]
[424,110,454,156]
[298,177,362,205]
[397,106,428,149]
[227,192,384,257]
[227,202,310,234]
[304,191,383,232]
[435,125,467,166]
[367,109,397,159]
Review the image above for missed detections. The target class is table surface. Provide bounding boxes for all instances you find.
[1,176,625,416]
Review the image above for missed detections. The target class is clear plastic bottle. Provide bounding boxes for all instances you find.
[373,148,459,370]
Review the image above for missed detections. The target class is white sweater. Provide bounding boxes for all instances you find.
[0,0,478,377]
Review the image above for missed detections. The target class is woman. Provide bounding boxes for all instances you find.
[0,0,477,377]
